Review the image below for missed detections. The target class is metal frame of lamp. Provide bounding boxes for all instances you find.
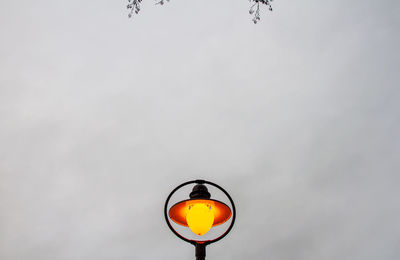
[164,180,236,260]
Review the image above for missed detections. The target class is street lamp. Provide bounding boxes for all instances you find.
[164,180,236,260]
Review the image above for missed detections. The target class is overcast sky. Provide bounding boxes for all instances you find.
[0,0,400,259]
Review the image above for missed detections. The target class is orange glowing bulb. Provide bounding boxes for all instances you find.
[186,203,215,236]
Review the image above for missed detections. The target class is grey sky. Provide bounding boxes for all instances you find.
[0,0,399,259]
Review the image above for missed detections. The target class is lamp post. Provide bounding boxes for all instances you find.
[164,180,236,260]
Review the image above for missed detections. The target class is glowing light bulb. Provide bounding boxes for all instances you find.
[186,203,214,236]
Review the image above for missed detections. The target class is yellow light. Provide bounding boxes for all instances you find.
[186,203,215,236]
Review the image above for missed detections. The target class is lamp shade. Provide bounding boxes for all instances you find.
[169,199,232,234]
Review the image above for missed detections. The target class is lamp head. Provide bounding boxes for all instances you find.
[168,184,232,236]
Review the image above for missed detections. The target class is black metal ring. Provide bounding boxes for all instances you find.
[164,179,236,246]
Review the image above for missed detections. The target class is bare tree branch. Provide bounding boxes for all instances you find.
[249,0,273,24]
[127,0,273,23]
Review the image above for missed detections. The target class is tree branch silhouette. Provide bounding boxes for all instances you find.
[127,0,273,23]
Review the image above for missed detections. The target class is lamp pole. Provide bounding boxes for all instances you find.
[195,243,206,260]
